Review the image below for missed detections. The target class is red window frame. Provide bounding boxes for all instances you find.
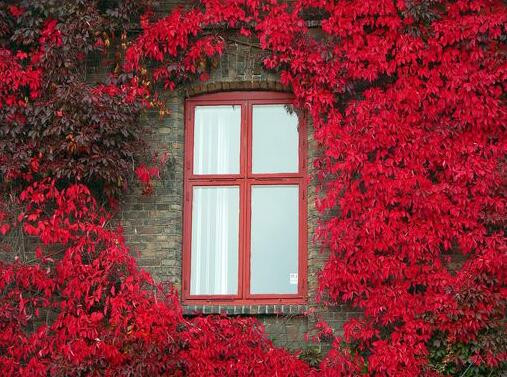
[182,91,307,305]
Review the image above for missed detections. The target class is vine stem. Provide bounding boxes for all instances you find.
[459,362,472,377]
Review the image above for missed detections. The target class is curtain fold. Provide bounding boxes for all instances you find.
[194,106,240,175]
[191,186,239,295]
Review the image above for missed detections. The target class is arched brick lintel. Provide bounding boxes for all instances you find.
[184,80,291,98]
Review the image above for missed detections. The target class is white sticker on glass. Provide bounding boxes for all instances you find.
[289,273,298,285]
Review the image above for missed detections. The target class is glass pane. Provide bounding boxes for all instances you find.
[191,186,239,295]
[252,105,299,173]
[194,105,241,175]
[250,185,299,294]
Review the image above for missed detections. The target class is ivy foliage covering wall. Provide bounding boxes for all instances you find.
[0,1,505,376]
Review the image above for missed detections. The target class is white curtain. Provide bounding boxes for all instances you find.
[191,186,239,295]
[193,106,240,175]
[191,105,241,295]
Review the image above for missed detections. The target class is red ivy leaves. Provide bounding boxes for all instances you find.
[135,164,160,195]
[1,180,312,376]
[127,0,506,375]
[0,49,41,107]
[8,5,25,18]
[1,0,506,376]
[39,19,62,47]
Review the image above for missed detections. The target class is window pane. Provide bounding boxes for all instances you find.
[250,185,299,294]
[194,105,241,175]
[191,186,239,295]
[252,105,299,174]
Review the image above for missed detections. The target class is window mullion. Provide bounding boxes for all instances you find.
[240,100,250,300]
[240,179,250,300]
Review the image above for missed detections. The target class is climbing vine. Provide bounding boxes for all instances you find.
[0,0,505,376]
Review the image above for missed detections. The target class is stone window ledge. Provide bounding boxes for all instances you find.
[183,304,308,316]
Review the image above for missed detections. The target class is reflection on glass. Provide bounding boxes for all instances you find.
[250,185,299,294]
[252,105,298,173]
[191,186,239,295]
[194,105,241,174]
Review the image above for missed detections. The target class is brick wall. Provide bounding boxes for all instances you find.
[0,1,359,353]
[112,29,360,352]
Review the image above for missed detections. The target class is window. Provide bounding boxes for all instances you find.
[183,92,307,304]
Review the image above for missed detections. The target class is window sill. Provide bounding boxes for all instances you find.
[182,304,308,316]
